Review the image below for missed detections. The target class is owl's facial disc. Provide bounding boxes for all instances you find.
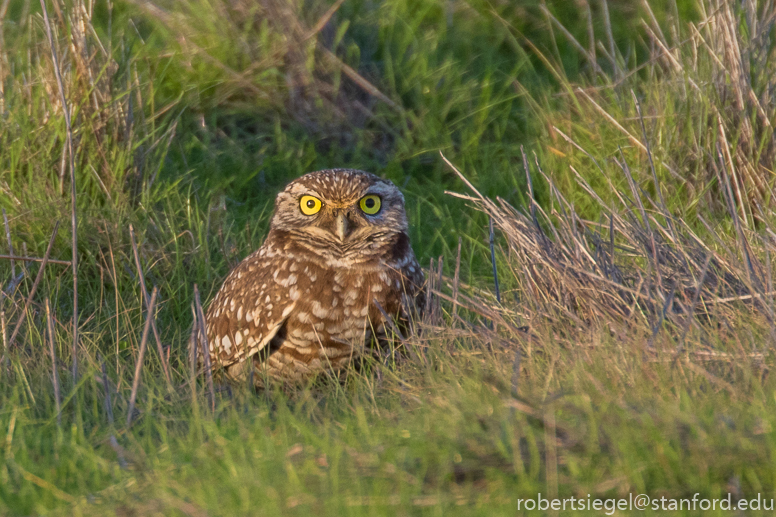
[302,196,392,244]
[271,170,409,252]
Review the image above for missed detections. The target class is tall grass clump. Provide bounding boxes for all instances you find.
[0,0,176,208]
[526,0,776,224]
[0,0,775,515]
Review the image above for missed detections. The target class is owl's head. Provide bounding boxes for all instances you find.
[269,169,409,251]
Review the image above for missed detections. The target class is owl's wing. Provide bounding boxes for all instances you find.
[203,250,295,370]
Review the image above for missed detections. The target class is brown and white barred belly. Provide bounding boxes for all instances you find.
[239,266,408,383]
[204,240,423,386]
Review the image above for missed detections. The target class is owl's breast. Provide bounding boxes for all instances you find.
[293,263,404,335]
[245,236,423,383]
[264,260,407,372]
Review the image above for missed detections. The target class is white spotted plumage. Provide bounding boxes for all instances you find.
[201,169,425,386]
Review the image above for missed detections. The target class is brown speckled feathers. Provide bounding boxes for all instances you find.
[202,169,424,385]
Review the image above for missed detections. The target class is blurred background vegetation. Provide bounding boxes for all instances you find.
[0,0,706,267]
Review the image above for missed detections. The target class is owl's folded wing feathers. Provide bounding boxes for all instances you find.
[202,251,294,369]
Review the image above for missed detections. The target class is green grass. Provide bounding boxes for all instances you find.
[1,0,776,514]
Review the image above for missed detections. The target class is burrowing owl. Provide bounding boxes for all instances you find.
[203,169,424,385]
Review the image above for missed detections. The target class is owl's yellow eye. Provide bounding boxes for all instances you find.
[359,195,382,215]
[299,195,322,215]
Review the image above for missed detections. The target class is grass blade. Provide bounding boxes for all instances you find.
[126,286,157,428]
[45,298,60,427]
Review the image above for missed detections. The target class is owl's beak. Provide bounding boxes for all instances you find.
[334,212,351,241]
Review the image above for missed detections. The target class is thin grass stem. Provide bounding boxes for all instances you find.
[126,286,157,427]
[129,224,172,388]
[39,0,79,381]
[8,221,59,349]
[45,298,60,427]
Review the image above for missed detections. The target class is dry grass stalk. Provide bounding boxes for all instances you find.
[424,258,434,318]
[510,341,521,397]
[436,257,444,319]
[129,224,172,388]
[305,0,346,40]
[440,144,772,344]
[0,0,9,106]
[188,304,198,407]
[104,225,121,377]
[8,222,60,349]
[0,255,71,266]
[451,237,462,320]
[3,208,15,279]
[99,358,114,426]
[0,311,5,369]
[488,217,501,305]
[126,286,158,428]
[45,298,61,427]
[39,0,79,380]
